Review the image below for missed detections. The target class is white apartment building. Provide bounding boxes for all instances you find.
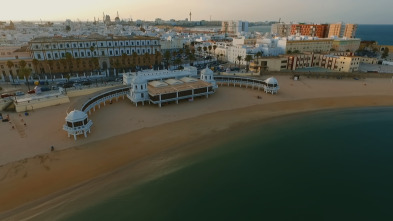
[160,36,187,52]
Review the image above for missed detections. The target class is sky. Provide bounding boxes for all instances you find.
[1,0,392,24]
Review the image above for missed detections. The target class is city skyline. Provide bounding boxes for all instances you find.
[1,0,393,24]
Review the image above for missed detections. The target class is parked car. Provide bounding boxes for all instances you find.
[82,80,92,85]
[51,86,59,90]
[15,91,25,96]
[41,87,51,92]
[27,90,35,94]
[73,83,82,87]
[63,83,73,88]
[1,93,12,98]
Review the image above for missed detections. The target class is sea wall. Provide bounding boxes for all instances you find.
[66,85,120,98]
[15,94,70,113]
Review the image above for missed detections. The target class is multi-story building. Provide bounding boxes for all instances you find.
[290,24,329,38]
[0,46,34,81]
[221,21,249,34]
[271,23,291,37]
[284,52,360,72]
[331,38,361,52]
[160,36,187,52]
[250,57,288,72]
[28,35,161,73]
[283,36,333,53]
[328,23,358,38]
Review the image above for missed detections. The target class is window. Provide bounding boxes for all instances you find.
[79,43,82,47]
[73,44,76,47]
[37,54,42,59]
[100,43,104,46]
[67,44,70,48]
[131,42,134,46]
[61,53,65,57]
[55,53,58,58]
[87,52,91,56]
[60,44,63,48]
[126,42,129,46]
[74,52,78,57]
[109,42,112,46]
[101,51,105,56]
[115,42,117,46]
[81,52,85,56]
[35,45,39,49]
[110,51,113,55]
[137,42,139,46]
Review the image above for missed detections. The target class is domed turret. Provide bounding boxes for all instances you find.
[200,66,217,89]
[264,77,280,94]
[63,110,92,140]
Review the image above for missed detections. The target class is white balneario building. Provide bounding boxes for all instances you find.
[124,66,217,107]
[29,35,161,63]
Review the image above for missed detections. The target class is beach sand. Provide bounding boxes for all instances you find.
[1,76,393,219]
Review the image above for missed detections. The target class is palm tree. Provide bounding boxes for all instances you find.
[17,61,31,90]
[164,51,171,69]
[46,60,54,81]
[155,51,162,67]
[203,46,207,56]
[91,57,99,72]
[174,58,182,69]
[189,53,195,66]
[65,52,73,74]
[254,51,263,74]
[197,47,202,56]
[237,55,242,68]
[60,59,68,73]
[75,58,82,74]
[6,60,14,82]
[32,59,39,75]
[121,53,128,70]
[244,55,253,72]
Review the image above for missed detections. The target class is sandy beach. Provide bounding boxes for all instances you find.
[1,75,393,219]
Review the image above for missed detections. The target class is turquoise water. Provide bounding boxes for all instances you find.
[64,107,393,221]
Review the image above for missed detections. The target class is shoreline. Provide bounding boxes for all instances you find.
[1,95,393,219]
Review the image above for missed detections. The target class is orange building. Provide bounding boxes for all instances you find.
[290,24,329,38]
[328,23,357,38]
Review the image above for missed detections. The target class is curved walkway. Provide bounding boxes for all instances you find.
[72,86,131,115]
[214,75,279,94]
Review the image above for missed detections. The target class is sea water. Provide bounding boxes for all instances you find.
[63,107,393,221]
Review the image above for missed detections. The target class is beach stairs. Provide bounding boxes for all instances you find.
[0,99,14,111]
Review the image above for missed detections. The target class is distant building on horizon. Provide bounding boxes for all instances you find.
[221,21,249,34]
[328,22,357,38]
[290,24,329,38]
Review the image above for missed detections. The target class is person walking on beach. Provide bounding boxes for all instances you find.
[51,146,54,151]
